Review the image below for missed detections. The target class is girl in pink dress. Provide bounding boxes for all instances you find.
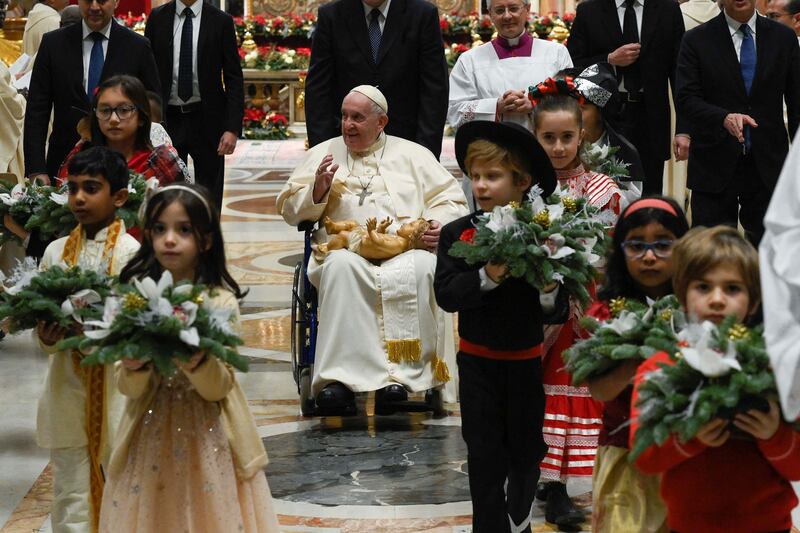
[98,184,280,533]
[529,78,626,530]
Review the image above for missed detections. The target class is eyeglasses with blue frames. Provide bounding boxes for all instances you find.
[620,239,675,259]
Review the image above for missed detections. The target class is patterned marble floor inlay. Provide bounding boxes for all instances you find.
[264,414,470,507]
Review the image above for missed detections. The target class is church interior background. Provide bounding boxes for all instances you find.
[0,0,787,530]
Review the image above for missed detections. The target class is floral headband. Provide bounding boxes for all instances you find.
[527,77,586,107]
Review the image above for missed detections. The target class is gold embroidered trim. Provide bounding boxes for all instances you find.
[432,356,451,383]
[62,218,122,532]
[386,338,421,363]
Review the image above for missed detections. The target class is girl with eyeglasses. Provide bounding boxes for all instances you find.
[56,74,189,187]
[587,196,688,533]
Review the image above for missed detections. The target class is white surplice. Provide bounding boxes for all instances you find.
[277,134,468,400]
[760,129,800,420]
[447,39,573,131]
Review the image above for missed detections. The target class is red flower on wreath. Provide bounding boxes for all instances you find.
[267,113,289,126]
[459,228,477,244]
[295,47,312,57]
[440,18,449,32]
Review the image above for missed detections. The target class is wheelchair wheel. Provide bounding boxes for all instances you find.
[290,261,303,389]
[298,367,315,416]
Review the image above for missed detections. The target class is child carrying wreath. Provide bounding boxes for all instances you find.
[434,120,570,533]
[35,147,140,532]
[630,226,800,533]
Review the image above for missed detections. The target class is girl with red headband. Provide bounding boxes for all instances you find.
[585,196,689,532]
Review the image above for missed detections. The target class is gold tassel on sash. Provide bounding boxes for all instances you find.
[62,219,122,532]
[431,355,451,383]
[386,338,421,363]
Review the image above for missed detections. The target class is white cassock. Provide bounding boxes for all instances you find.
[447,38,573,131]
[761,128,800,421]
[278,134,468,400]
[22,2,61,75]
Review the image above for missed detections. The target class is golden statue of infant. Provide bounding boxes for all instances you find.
[317,216,430,260]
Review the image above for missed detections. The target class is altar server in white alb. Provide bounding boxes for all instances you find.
[277,85,468,414]
[447,0,572,131]
[761,129,800,421]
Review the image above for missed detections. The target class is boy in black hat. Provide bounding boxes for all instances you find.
[434,121,568,533]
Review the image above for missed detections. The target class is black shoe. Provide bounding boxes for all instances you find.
[535,481,549,501]
[316,382,355,414]
[374,384,408,415]
[544,482,584,531]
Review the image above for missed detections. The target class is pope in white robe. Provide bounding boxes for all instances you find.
[277,86,468,405]
[447,0,573,131]
[761,128,800,421]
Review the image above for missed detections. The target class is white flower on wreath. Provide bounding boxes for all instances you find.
[3,257,39,295]
[135,271,175,317]
[60,289,102,323]
[83,296,121,339]
[485,204,517,233]
[540,233,574,259]
[0,184,26,206]
[49,191,69,206]
[284,56,294,65]
[603,310,640,335]
[204,302,236,336]
[577,236,601,266]
[678,321,741,377]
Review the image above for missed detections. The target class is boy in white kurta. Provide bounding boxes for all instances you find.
[36,147,139,533]
[278,86,467,410]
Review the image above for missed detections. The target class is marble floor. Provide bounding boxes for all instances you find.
[0,138,793,533]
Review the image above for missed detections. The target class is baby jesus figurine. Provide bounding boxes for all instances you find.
[317,216,430,260]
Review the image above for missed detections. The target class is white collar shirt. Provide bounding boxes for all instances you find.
[615,0,644,36]
[725,10,758,60]
[362,0,391,33]
[170,0,203,105]
[82,20,112,95]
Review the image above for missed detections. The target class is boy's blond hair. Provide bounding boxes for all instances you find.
[464,139,532,188]
[672,225,760,307]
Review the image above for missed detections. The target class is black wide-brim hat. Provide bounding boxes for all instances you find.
[455,120,557,197]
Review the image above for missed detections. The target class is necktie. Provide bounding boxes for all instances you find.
[368,8,381,64]
[740,24,756,150]
[178,7,194,102]
[86,32,104,100]
[621,0,641,94]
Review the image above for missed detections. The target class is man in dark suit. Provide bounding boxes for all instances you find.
[23,0,161,183]
[305,0,449,159]
[145,0,244,209]
[676,0,800,245]
[567,0,686,195]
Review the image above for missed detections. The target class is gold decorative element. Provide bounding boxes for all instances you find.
[193,294,204,306]
[123,292,147,312]
[548,20,570,44]
[561,196,578,214]
[674,351,683,360]
[659,309,673,322]
[728,323,750,341]
[508,200,520,209]
[432,356,451,383]
[609,297,627,317]
[532,209,551,229]
[241,31,257,53]
[387,339,422,363]
[0,27,23,68]
[295,71,306,123]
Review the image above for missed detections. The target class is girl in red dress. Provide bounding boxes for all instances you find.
[530,79,626,530]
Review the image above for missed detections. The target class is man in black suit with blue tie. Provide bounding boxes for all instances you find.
[305,0,449,159]
[145,0,244,209]
[676,0,800,245]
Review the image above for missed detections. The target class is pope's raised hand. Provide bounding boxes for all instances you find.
[313,154,339,204]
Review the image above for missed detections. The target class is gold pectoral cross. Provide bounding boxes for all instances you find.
[357,187,372,206]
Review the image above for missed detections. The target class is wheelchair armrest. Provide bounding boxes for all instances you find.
[298,220,317,233]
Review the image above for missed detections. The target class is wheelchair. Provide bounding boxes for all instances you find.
[290,220,446,417]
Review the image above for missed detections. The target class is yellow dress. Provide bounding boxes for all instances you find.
[98,290,280,533]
